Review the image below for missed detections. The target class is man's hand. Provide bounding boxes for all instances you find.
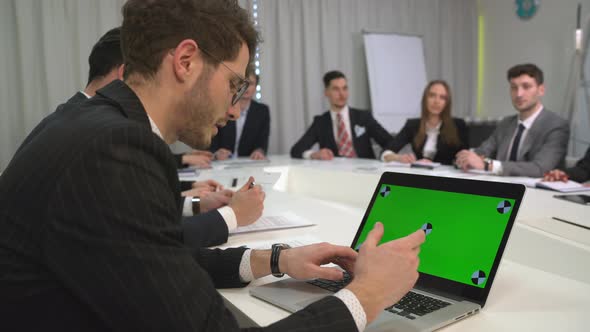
[182,150,213,168]
[311,148,334,160]
[192,179,223,192]
[455,150,485,171]
[345,223,425,323]
[383,153,416,163]
[279,243,357,281]
[215,148,232,160]
[199,190,234,212]
[250,149,266,160]
[182,187,212,199]
[228,177,265,227]
[543,169,569,182]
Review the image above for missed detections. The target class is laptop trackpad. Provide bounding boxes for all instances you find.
[250,279,332,312]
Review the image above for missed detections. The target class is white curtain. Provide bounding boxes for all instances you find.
[0,0,477,169]
[0,0,124,170]
[257,0,478,154]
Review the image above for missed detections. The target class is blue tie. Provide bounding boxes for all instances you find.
[509,124,526,162]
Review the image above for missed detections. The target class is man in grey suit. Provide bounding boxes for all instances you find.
[456,63,569,177]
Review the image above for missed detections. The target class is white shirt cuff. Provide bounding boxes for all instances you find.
[239,249,254,282]
[218,206,237,231]
[491,160,503,175]
[381,150,394,162]
[334,289,367,331]
[302,150,314,159]
[182,196,193,217]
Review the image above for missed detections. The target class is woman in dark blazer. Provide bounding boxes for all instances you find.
[383,80,468,165]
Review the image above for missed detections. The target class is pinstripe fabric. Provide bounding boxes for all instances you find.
[0,80,357,331]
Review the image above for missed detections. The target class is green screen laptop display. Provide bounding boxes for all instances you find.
[352,184,515,289]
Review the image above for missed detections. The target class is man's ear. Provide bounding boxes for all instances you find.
[538,84,545,97]
[117,64,125,80]
[172,39,202,82]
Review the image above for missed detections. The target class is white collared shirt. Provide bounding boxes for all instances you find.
[234,104,250,157]
[491,105,544,175]
[145,114,237,231]
[423,122,442,160]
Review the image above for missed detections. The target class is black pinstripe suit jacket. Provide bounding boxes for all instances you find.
[0,80,356,331]
[55,91,229,248]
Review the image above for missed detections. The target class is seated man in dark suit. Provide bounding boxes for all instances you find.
[290,71,393,160]
[0,1,425,331]
[58,26,257,247]
[67,27,214,169]
[456,63,570,177]
[211,65,270,160]
[543,146,590,183]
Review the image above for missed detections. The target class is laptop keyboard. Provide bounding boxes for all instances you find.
[306,272,451,320]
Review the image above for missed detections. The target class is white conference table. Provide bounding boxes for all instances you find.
[192,155,590,331]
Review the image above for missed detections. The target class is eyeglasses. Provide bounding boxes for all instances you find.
[199,47,249,105]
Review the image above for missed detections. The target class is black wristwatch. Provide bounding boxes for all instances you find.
[191,197,200,215]
[270,243,291,277]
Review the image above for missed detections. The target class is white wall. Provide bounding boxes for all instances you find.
[478,0,590,156]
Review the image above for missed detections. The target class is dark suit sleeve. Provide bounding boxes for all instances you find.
[182,210,229,248]
[456,119,469,150]
[365,112,394,149]
[386,120,414,152]
[290,117,321,158]
[566,147,590,183]
[174,153,186,168]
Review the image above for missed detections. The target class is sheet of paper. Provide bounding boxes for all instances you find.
[212,158,271,169]
[383,161,411,168]
[230,211,315,235]
[218,234,322,250]
[411,161,441,168]
[537,180,590,192]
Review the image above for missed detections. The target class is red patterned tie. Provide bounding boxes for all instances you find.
[336,113,356,158]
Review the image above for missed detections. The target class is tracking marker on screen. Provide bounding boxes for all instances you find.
[496,200,512,214]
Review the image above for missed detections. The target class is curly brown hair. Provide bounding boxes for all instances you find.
[121,0,259,80]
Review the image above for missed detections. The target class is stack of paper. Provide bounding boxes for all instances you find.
[230,211,315,235]
[536,180,590,193]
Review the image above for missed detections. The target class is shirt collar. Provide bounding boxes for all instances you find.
[519,104,544,129]
[329,105,349,120]
[81,91,92,99]
[147,114,163,139]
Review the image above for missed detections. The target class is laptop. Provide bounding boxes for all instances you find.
[250,172,525,331]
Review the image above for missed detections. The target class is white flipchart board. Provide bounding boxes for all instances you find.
[363,32,427,133]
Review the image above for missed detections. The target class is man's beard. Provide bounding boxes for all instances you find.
[177,69,218,150]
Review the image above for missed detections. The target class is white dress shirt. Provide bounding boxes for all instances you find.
[234,104,250,157]
[490,105,544,175]
[422,122,442,160]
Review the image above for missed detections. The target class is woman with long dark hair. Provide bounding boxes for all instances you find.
[383,80,468,165]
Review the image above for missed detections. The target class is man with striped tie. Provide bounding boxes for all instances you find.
[290,71,393,160]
